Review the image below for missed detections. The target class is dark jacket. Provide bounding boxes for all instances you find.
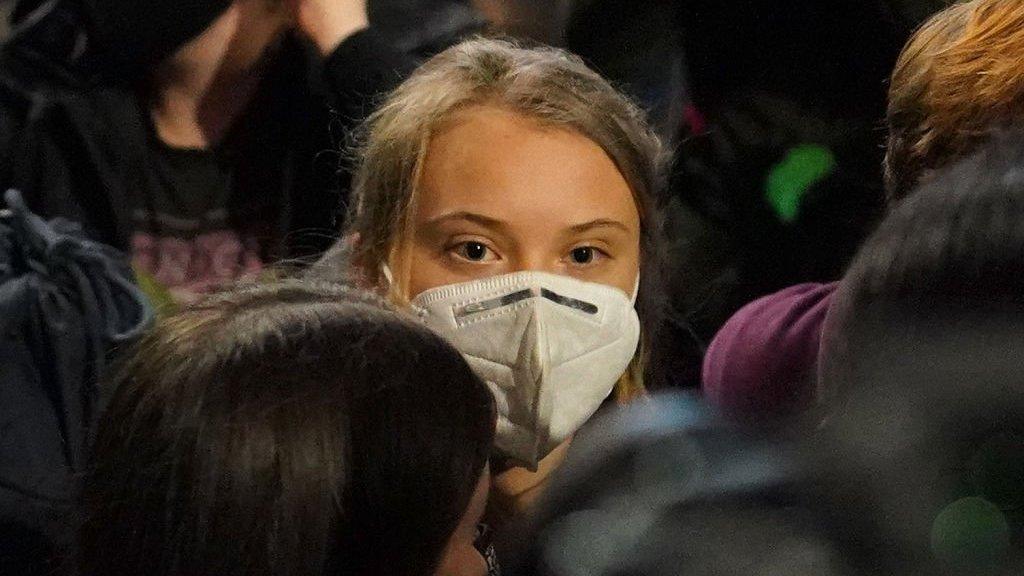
[0,0,415,260]
[0,189,152,574]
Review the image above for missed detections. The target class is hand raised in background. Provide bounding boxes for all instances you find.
[285,0,369,55]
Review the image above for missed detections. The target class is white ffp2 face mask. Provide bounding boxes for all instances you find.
[410,271,641,470]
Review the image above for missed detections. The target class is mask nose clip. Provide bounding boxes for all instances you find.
[454,285,601,319]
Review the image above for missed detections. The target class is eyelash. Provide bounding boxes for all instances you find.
[447,240,498,263]
[445,241,611,266]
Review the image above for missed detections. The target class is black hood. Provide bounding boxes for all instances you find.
[12,0,231,75]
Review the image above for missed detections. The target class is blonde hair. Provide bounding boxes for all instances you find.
[328,38,667,400]
[885,0,1024,201]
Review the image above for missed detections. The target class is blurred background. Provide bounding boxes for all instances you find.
[0,0,953,385]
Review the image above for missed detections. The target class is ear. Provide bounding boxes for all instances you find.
[342,233,392,293]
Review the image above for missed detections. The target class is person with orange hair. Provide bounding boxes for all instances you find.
[701,0,1024,419]
[885,0,1024,200]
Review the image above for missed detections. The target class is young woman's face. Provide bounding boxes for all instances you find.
[405,105,641,298]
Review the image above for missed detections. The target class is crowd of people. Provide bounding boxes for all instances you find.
[2,0,1024,574]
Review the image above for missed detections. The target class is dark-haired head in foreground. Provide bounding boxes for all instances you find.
[78,280,495,576]
[821,129,1024,404]
[818,131,1024,573]
[499,392,906,576]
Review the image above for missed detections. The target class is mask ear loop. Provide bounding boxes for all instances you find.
[379,262,401,304]
[630,270,641,305]
[380,262,395,291]
[380,262,417,311]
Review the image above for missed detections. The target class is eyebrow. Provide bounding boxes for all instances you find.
[421,212,631,235]
[567,218,632,235]
[423,211,509,231]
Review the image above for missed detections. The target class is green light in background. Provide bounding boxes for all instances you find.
[930,496,1010,568]
[765,143,836,224]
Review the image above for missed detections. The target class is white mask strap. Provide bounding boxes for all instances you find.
[380,263,395,292]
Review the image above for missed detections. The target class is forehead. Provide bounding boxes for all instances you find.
[415,106,639,229]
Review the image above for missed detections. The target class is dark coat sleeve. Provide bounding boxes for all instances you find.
[278,27,416,259]
[321,27,418,125]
